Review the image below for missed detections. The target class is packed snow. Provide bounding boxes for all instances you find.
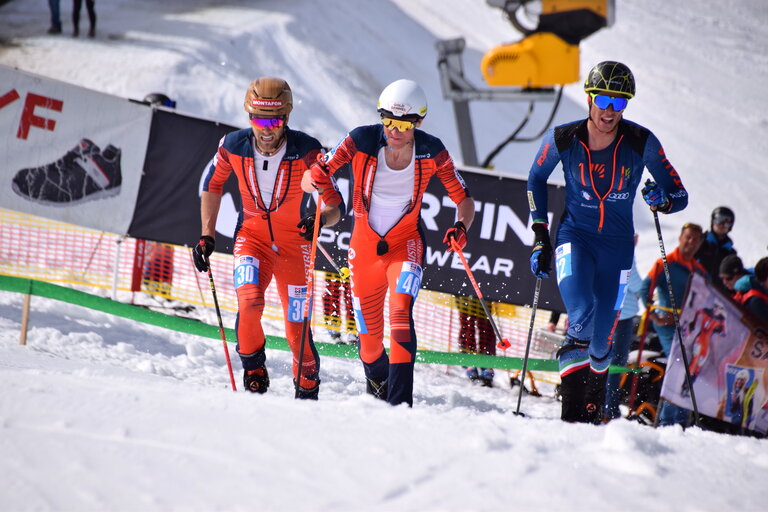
[1,0,767,510]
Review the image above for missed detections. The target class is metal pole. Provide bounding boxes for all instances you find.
[651,208,701,427]
[111,236,123,300]
[514,278,542,416]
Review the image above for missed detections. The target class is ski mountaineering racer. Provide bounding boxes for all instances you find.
[526,61,689,423]
[304,79,475,407]
[193,77,343,399]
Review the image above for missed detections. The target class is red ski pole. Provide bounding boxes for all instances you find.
[203,259,237,391]
[451,240,511,350]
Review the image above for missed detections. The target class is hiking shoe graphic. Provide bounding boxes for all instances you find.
[12,139,122,206]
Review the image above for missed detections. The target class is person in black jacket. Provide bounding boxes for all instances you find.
[73,0,96,38]
[695,206,737,290]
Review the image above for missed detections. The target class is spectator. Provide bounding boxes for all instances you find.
[545,310,562,333]
[456,295,496,387]
[142,241,175,297]
[718,254,747,297]
[73,0,96,38]
[48,0,62,34]
[735,257,768,323]
[604,233,643,422]
[695,206,737,290]
[640,222,706,426]
[526,61,689,423]
[322,271,358,345]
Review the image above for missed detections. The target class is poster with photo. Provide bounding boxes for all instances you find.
[662,273,768,433]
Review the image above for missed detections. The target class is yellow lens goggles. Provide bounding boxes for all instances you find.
[381,117,416,132]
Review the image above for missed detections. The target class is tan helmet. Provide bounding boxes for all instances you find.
[244,77,293,116]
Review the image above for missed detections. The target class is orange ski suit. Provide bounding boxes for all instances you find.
[311,124,470,405]
[204,127,342,386]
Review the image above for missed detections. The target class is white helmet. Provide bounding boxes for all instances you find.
[377,79,427,119]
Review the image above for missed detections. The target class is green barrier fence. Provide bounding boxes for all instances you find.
[2,274,633,373]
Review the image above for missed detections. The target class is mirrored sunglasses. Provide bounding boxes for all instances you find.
[249,116,285,130]
[381,117,416,132]
[590,93,629,112]
[713,215,733,227]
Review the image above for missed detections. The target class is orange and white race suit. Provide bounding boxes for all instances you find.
[204,127,342,387]
[311,124,470,405]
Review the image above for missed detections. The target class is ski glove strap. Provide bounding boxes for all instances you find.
[530,223,552,278]
[297,213,326,241]
[641,180,670,212]
[443,221,467,252]
[193,235,215,272]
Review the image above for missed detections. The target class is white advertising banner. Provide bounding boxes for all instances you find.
[662,272,768,434]
[0,64,152,234]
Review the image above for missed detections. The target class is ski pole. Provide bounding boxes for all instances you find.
[202,254,237,392]
[451,240,511,350]
[317,242,350,279]
[296,197,323,398]
[648,189,700,426]
[514,277,542,417]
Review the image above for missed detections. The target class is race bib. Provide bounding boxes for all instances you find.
[555,243,572,284]
[234,256,259,288]
[352,295,368,334]
[396,261,423,298]
[613,268,632,310]
[287,284,309,323]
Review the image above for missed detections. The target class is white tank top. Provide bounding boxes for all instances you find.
[251,141,287,208]
[368,146,414,236]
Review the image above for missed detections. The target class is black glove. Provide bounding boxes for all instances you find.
[192,235,215,272]
[297,214,326,241]
[529,223,552,278]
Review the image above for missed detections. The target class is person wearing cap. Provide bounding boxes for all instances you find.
[696,206,737,291]
[734,257,768,323]
[303,79,474,407]
[527,61,689,423]
[192,77,343,399]
[718,254,747,296]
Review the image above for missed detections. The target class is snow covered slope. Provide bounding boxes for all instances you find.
[1,1,768,509]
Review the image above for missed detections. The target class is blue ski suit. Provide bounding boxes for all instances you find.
[527,118,688,376]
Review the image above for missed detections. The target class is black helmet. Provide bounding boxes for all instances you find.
[711,206,735,227]
[143,93,176,109]
[584,61,635,98]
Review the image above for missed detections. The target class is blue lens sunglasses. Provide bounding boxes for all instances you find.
[589,93,629,112]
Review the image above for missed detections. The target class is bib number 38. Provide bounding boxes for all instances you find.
[287,284,309,323]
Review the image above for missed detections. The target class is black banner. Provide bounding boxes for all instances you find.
[313,170,565,310]
[128,110,242,252]
[128,110,565,310]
